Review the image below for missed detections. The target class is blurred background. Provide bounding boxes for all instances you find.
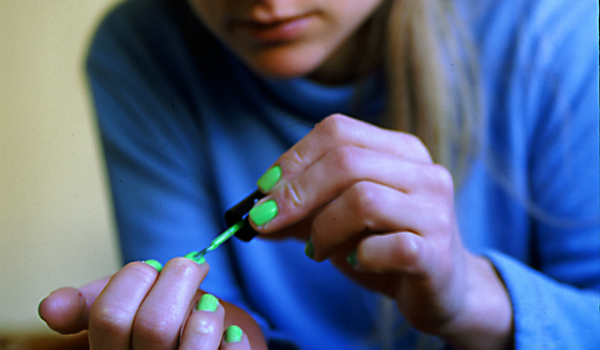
[1,0,121,337]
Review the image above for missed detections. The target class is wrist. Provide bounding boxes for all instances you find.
[438,254,513,350]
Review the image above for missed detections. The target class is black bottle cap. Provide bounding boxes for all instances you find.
[224,189,265,242]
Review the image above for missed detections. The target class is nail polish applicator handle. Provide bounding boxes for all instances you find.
[224,189,265,242]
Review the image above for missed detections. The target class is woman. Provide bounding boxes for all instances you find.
[39,0,599,349]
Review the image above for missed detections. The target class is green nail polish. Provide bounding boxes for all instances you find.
[257,165,282,192]
[144,259,163,272]
[249,200,278,226]
[184,251,206,265]
[305,239,314,260]
[197,293,219,312]
[347,250,357,267]
[225,325,243,343]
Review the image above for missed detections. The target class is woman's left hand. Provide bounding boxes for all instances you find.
[249,114,512,350]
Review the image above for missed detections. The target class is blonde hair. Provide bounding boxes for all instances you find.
[361,0,481,180]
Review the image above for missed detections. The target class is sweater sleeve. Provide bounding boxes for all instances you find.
[485,1,600,349]
[485,252,599,350]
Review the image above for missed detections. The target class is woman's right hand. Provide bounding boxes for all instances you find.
[38,257,267,350]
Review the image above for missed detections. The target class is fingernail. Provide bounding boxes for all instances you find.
[257,165,282,192]
[197,293,219,312]
[183,251,206,265]
[346,250,357,267]
[225,325,243,343]
[249,200,278,226]
[304,238,314,260]
[143,259,163,272]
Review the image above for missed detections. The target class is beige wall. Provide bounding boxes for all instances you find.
[0,0,121,333]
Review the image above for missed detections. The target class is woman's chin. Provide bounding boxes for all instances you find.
[238,47,329,80]
[246,60,318,80]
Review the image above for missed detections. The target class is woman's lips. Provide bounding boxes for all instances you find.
[230,14,314,44]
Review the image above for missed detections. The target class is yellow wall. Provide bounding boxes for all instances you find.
[0,0,121,333]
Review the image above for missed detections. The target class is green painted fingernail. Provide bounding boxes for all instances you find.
[184,251,206,265]
[225,325,243,343]
[305,238,314,260]
[257,165,282,192]
[347,250,357,267]
[249,200,278,226]
[197,293,219,312]
[144,259,163,272]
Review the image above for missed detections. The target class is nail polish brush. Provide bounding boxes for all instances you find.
[190,189,265,260]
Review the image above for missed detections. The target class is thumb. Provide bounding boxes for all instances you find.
[38,276,110,334]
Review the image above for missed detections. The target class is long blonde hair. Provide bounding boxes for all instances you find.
[360,0,481,180]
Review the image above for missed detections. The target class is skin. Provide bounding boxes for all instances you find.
[40,0,514,349]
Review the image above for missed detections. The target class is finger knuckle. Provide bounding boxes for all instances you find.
[331,145,356,173]
[349,182,377,227]
[90,303,133,337]
[317,114,349,141]
[404,134,432,162]
[280,181,308,213]
[134,316,178,346]
[363,234,421,274]
[430,164,454,195]
[417,199,454,237]
[419,164,454,195]
[284,147,311,174]
[404,133,424,148]
[166,257,199,278]
[437,205,456,232]
[127,262,160,283]
[390,234,421,270]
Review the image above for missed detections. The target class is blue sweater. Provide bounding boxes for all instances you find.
[87,0,599,348]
